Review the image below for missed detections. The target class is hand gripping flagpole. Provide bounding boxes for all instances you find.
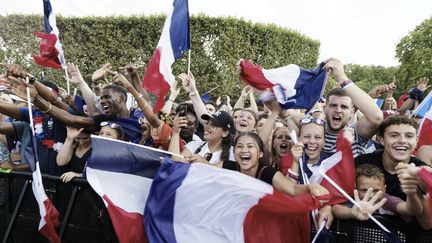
[318,170,390,233]
[289,130,318,228]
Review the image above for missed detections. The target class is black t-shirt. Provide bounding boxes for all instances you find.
[223,160,277,185]
[355,151,428,200]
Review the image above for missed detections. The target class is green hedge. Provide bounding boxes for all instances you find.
[0,14,320,100]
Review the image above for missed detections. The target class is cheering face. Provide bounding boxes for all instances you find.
[236,110,256,133]
[203,120,227,142]
[356,176,386,201]
[299,123,325,164]
[98,126,121,140]
[381,124,417,163]
[324,95,353,132]
[272,127,292,156]
[235,135,262,172]
[100,89,122,116]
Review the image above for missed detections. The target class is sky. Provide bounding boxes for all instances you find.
[1,0,431,67]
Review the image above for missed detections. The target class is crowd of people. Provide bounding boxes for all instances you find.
[0,57,431,235]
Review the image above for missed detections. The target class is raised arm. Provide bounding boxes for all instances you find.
[324,58,383,140]
[179,72,208,125]
[161,80,180,115]
[122,64,150,101]
[56,126,83,166]
[68,63,101,116]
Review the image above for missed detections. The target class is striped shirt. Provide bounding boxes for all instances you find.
[323,124,367,157]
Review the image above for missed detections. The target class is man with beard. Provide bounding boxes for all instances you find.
[355,115,431,229]
[322,58,383,157]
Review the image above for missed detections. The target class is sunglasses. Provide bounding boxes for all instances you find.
[300,117,326,126]
[100,121,119,129]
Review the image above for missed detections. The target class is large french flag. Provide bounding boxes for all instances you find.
[144,159,323,243]
[304,133,355,205]
[32,0,66,69]
[25,129,61,243]
[86,135,171,243]
[239,59,327,111]
[143,0,190,113]
[413,90,432,118]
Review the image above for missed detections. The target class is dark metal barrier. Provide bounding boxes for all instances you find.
[1,171,432,242]
[0,171,118,243]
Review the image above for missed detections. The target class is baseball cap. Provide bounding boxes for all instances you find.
[201,110,236,134]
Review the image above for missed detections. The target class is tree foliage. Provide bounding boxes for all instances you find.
[0,14,320,101]
[396,17,432,94]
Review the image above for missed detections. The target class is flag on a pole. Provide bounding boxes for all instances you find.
[86,135,171,243]
[26,127,61,243]
[142,0,190,113]
[305,133,355,206]
[144,158,322,243]
[239,59,328,111]
[32,0,66,69]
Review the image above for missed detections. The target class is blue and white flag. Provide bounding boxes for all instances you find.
[239,59,328,111]
[413,90,432,118]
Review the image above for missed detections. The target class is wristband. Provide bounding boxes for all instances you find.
[340,79,354,89]
[287,169,299,180]
[42,103,52,113]
[189,90,197,96]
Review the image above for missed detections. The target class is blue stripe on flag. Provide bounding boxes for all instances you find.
[43,0,54,33]
[170,0,190,59]
[87,136,170,178]
[414,91,432,118]
[144,159,190,243]
[279,63,328,111]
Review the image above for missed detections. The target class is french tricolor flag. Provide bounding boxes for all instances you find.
[86,136,171,243]
[414,90,432,118]
[239,59,327,111]
[26,132,61,243]
[87,136,323,242]
[304,133,355,206]
[144,159,323,243]
[32,0,66,69]
[143,0,190,113]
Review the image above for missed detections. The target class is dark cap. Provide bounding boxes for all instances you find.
[201,111,236,134]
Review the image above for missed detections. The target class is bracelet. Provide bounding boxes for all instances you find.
[340,79,354,89]
[189,90,197,96]
[287,169,299,180]
[42,102,52,113]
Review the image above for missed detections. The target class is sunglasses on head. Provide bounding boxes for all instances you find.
[100,121,119,129]
[300,117,326,126]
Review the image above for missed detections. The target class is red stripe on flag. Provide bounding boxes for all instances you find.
[39,199,60,243]
[243,190,320,243]
[239,60,273,90]
[103,195,148,243]
[142,48,171,113]
[32,32,62,69]
[321,132,355,206]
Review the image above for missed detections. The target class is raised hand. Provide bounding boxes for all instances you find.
[66,63,85,85]
[352,188,387,221]
[121,63,143,77]
[323,58,349,83]
[178,71,197,93]
[6,76,38,101]
[66,126,84,140]
[112,73,133,89]
[0,63,32,78]
[92,63,113,82]
[416,77,431,92]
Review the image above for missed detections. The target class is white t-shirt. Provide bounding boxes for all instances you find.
[186,140,235,164]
